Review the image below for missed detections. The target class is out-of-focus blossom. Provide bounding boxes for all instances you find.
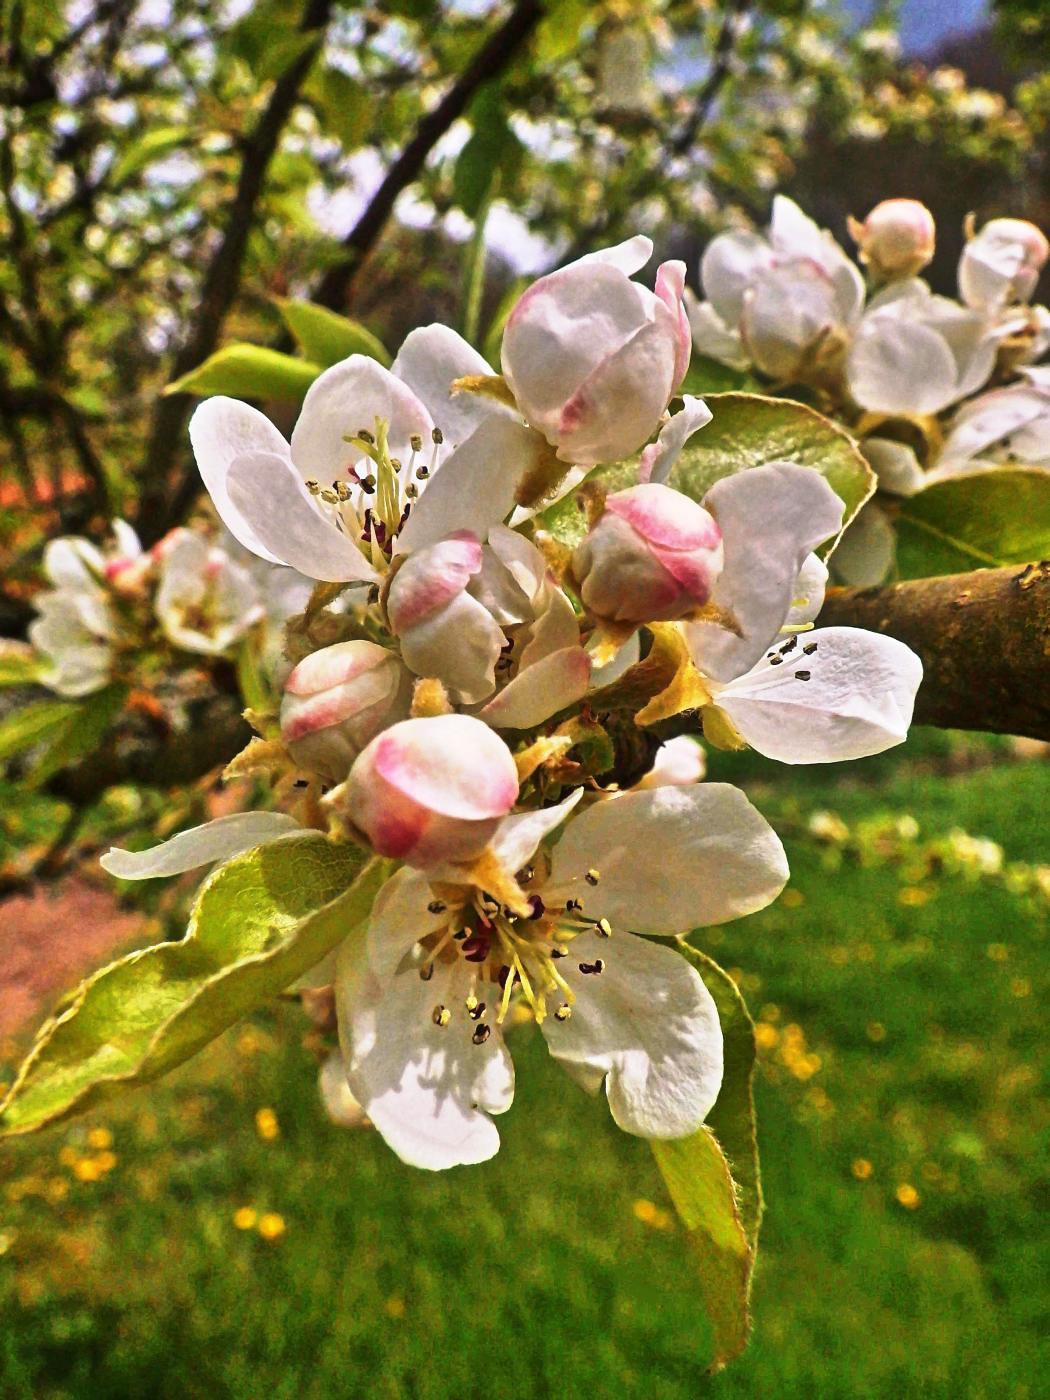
[959,217,1049,314]
[848,198,935,282]
[154,528,263,657]
[937,366,1050,475]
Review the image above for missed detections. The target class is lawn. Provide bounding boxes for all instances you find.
[0,736,1046,1399]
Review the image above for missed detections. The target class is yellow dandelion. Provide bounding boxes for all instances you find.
[851,1158,874,1181]
[87,1127,113,1151]
[257,1212,286,1241]
[895,1183,920,1210]
[73,1158,103,1183]
[233,1206,258,1231]
[255,1108,280,1142]
[95,1151,118,1173]
[754,1022,779,1051]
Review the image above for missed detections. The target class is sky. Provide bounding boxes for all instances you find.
[846,0,988,54]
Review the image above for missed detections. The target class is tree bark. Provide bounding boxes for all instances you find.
[819,562,1050,741]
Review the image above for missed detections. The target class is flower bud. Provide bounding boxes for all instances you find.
[571,483,724,624]
[960,217,1049,311]
[280,640,408,783]
[501,241,690,466]
[344,714,519,867]
[849,199,935,280]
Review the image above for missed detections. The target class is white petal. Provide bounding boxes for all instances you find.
[390,324,508,446]
[477,645,591,729]
[687,463,844,682]
[189,398,290,564]
[396,418,550,555]
[540,929,723,1138]
[518,587,581,669]
[635,736,706,789]
[397,588,505,704]
[847,316,959,416]
[547,783,788,932]
[862,438,925,498]
[319,1053,368,1129]
[700,230,772,326]
[110,520,143,559]
[226,451,378,582]
[828,502,896,587]
[336,941,513,1171]
[640,396,713,484]
[742,261,844,380]
[684,292,749,369]
[573,235,653,275]
[42,538,102,590]
[487,788,584,876]
[783,552,828,629]
[100,812,300,879]
[290,354,434,482]
[366,866,446,978]
[718,626,922,763]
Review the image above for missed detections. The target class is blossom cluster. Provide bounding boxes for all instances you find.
[28,519,310,698]
[102,238,922,1171]
[690,197,1050,583]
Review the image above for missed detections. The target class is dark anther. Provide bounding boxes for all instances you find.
[794,670,812,681]
[803,642,818,655]
[293,778,309,788]
[461,934,490,962]
[472,1024,491,1045]
[427,900,447,914]
[468,1002,486,1021]
[527,894,546,920]
[432,427,444,445]
[769,655,784,666]
[779,635,798,655]
[419,962,434,982]
[578,959,605,975]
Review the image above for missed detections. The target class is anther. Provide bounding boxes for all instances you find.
[585,868,601,886]
[769,655,784,666]
[357,428,375,445]
[551,946,567,959]
[432,1005,451,1027]
[410,433,423,452]
[779,635,798,655]
[579,959,605,975]
[468,1002,486,1021]
[293,778,309,788]
[419,962,434,982]
[415,464,430,480]
[527,894,546,920]
[554,1004,572,1022]
[432,427,444,445]
[465,994,479,1013]
[390,458,402,473]
[305,479,321,495]
[566,897,584,914]
[794,670,811,681]
[596,918,612,938]
[803,642,818,655]
[361,473,377,493]
[472,1024,491,1045]
[453,929,467,940]
[427,900,447,914]
[406,483,419,500]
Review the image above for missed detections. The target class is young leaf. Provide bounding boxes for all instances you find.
[26,682,128,787]
[304,67,372,153]
[277,299,391,368]
[651,946,761,1370]
[895,467,1050,578]
[165,345,323,401]
[679,356,761,395]
[669,393,874,542]
[0,697,80,763]
[0,836,389,1136]
[0,641,45,688]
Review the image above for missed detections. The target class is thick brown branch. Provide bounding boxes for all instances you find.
[139,0,332,540]
[818,563,1050,741]
[312,0,542,314]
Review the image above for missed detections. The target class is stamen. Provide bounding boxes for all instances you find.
[585,868,601,886]
[566,897,584,914]
[803,642,818,655]
[431,427,443,445]
[769,655,784,667]
[554,1003,572,1021]
[779,635,799,655]
[410,433,423,452]
[357,428,376,445]
[427,900,447,914]
[794,670,811,681]
[432,1005,451,1027]
[468,1002,486,1022]
[465,994,479,1013]
[579,959,605,975]
[472,1024,491,1045]
[419,963,434,982]
[595,918,612,938]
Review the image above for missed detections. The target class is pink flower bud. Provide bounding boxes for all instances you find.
[344,714,519,867]
[850,199,935,280]
[571,483,724,623]
[281,640,408,783]
[501,240,690,466]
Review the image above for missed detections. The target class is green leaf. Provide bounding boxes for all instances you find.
[0,698,80,763]
[679,356,761,395]
[165,345,322,401]
[651,948,760,1370]
[534,0,591,62]
[277,299,390,369]
[305,66,371,152]
[235,633,274,715]
[0,641,46,688]
[895,468,1050,578]
[538,392,874,555]
[26,682,128,787]
[0,836,389,1136]
[111,126,192,185]
[453,85,522,218]
[669,393,874,546]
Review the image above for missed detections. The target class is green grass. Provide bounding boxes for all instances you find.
[0,736,1047,1399]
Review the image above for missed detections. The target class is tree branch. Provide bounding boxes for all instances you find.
[311,0,542,314]
[818,563,1050,741]
[138,0,332,541]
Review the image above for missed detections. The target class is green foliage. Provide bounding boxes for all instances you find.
[23,683,129,788]
[111,127,194,186]
[895,468,1050,577]
[304,67,371,152]
[0,698,78,762]
[453,85,523,218]
[670,393,874,543]
[166,346,323,402]
[0,837,386,1136]
[680,357,762,395]
[651,949,761,1369]
[277,299,391,369]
